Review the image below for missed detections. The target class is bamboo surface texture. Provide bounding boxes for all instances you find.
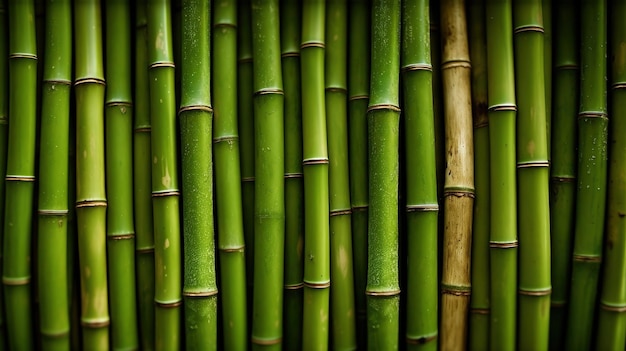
[0,0,8,347]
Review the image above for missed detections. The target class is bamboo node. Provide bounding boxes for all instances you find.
[41,330,71,339]
[551,301,567,307]
[151,190,180,198]
[284,172,303,179]
[301,41,325,49]
[9,53,37,60]
[302,157,329,166]
[38,209,69,216]
[44,79,72,86]
[402,63,433,72]
[612,82,626,90]
[183,290,219,298]
[441,59,471,70]
[367,103,401,113]
[241,176,255,182]
[254,88,284,96]
[443,189,475,198]
[578,111,608,120]
[219,246,245,253]
[406,204,439,212]
[213,22,237,29]
[488,103,517,112]
[238,57,253,64]
[213,135,239,144]
[178,104,213,115]
[2,276,30,286]
[489,241,518,249]
[134,126,151,133]
[75,200,107,208]
[556,63,578,70]
[573,254,602,263]
[470,308,490,315]
[330,208,352,217]
[349,94,369,101]
[106,101,133,109]
[107,233,135,241]
[514,25,544,34]
[136,247,155,254]
[406,333,438,345]
[473,119,489,129]
[80,319,110,328]
[352,204,369,212]
[149,62,175,69]
[518,288,551,296]
[281,51,300,58]
[155,300,183,308]
[517,161,550,169]
[304,281,331,289]
[73,78,105,87]
[0,117,6,125]
[326,86,348,94]
[284,282,304,290]
[551,176,576,183]
[365,289,401,297]
[251,336,282,346]
[5,175,35,182]
[600,302,626,312]
[441,284,471,296]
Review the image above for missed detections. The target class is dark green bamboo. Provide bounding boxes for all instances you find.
[402,1,438,350]
[74,0,109,348]
[440,0,475,349]
[212,0,248,349]
[595,1,626,347]
[513,2,552,350]
[326,0,356,349]
[105,1,139,349]
[280,0,304,349]
[543,0,552,157]
[133,0,155,348]
[179,0,217,349]
[468,0,490,349]
[565,1,608,349]
[366,0,400,349]
[0,0,7,347]
[548,0,578,348]
[347,1,370,348]
[147,0,182,349]
[250,0,285,349]
[485,1,518,349]
[37,0,71,349]
[430,2,445,203]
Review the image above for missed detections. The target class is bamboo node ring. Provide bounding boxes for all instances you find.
[134,127,151,133]
[326,86,348,93]
[578,111,608,120]
[518,288,551,296]
[489,241,518,249]
[251,337,282,346]
[284,172,304,179]
[365,289,401,297]
[74,78,106,87]
[488,103,517,112]
[402,63,433,72]
[612,83,626,90]
[5,175,35,182]
[281,51,300,58]
[302,157,329,166]
[516,161,550,169]
[183,290,219,298]
[573,254,602,263]
[551,176,576,183]
[406,334,438,345]
[155,300,183,308]
[301,41,325,49]
[441,284,471,296]
[9,53,37,60]
[304,281,331,289]
[349,94,369,101]
[406,204,439,212]
[213,135,239,144]
[330,208,352,217]
[44,79,72,86]
[108,233,135,241]
[600,303,626,312]
[514,25,544,34]
[136,247,155,254]
[441,60,471,70]
[238,57,253,64]
[470,308,490,315]
[106,101,133,108]
[254,88,284,96]
[556,64,578,70]
[367,103,401,113]
[38,209,69,216]
[151,190,180,198]
[80,319,110,328]
[284,283,304,290]
[219,246,245,253]
[443,190,475,198]
[213,22,237,29]
[2,276,30,286]
[75,200,107,208]
[242,176,255,182]
[473,119,489,129]
[149,62,175,69]
[178,104,213,115]
[352,204,369,212]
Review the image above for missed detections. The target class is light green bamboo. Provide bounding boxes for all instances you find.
[74,0,109,349]
[485,1,518,349]
[0,0,8,347]
[513,2,552,350]
[147,0,182,349]
[280,0,304,349]
[439,0,475,349]
[402,1,438,350]
[468,0,489,349]
[543,0,552,157]
[366,0,400,349]
[133,0,155,348]
[212,0,248,349]
[347,1,370,348]
[37,0,71,349]
[105,1,139,349]
[548,0,578,348]
[250,0,285,349]
[565,1,608,349]
[326,0,356,349]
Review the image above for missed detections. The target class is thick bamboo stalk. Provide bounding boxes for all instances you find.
[513,2,552,350]
[565,1,608,349]
[439,0,475,349]
[347,1,370,348]
[280,0,304,349]
[250,0,285,348]
[0,0,8,346]
[212,0,248,349]
[548,0,578,347]
[485,1,518,349]
[37,0,71,349]
[467,0,489,349]
[105,1,139,349]
[147,0,183,349]
[74,0,109,348]
[366,0,400,349]
[402,1,439,350]
[133,0,155,348]
[326,0,356,349]
[596,0,626,347]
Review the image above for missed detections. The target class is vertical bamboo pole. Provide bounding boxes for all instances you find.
[543,0,552,157]
[366,0,401,349]
[250,0,285,348]
[439,0,475,349]
[37,0,71,349]
[0,0,8,346]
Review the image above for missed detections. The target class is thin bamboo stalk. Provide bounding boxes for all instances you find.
[439,0,475,349]
[513,1,552,349]
[548,0,578,347]
[485,1,518,349]
[430,2,445,205]
[133,0,156,348]
[402,1,439,350]
[347,1,370,348]
[37,0,71,349]
[326,0,356,349]
[467,0,489,349]
[565,0,608,349]
[147,0,183,348]
[250,0,285,348]
[68,102,80,351]
[280,0,304,349]
[74,0,109,348]
[212,0,248,349]
[105,0,139,349]
[0,1,7,346]
[366,0,401,349]
[543,0,552,157]
[595,1,626,347]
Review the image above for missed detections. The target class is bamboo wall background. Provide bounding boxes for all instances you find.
[0,0,622,350]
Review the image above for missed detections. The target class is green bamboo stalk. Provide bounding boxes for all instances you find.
[37,0,71,349]
[565,0,608,349]
[430,2,445,203]
[543,0,552,157]
[439,0,475,349]
[250,0,285,348]
[147,0,182,349]
[212,0,248,349]
[402,1,438,350]
[0,0,10,348]
[347,1,370,348]
[68,108,80,351]
[548,0,578,348]
[366,0,400,349]
[133,0,155,348]
[485,1,518,349]
[74,0,109,349]
[280,0,304,349]
[105,0,139,349]
[513,2,552,350]
[467,0,490,349]
[326,0,356,349]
